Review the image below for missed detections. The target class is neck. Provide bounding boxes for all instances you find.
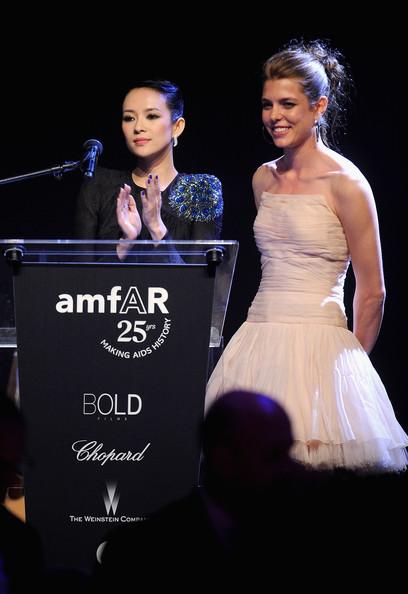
[280,137,324,174]
[132,148,178,189]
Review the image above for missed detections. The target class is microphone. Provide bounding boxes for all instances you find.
[81,139,103,178]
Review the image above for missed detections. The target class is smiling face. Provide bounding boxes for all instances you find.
[122,87,184,159]
[262,78,325,149]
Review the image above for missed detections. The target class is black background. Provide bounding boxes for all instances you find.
[1,15,405,427]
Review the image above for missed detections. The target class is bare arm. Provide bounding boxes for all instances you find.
[252,164,274,209]
[334,176,385,354]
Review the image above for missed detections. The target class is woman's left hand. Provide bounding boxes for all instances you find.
[116,184,142,240]
[141,174,168,240]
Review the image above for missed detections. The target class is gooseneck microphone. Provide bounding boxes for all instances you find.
[0,138,104,186]
[81,139,103,178]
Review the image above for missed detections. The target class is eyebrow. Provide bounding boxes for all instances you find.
[262,96,297,102]
[123,107,162,113]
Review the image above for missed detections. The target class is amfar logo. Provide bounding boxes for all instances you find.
[54,285,173,360]
[55,286,169,314]
[104,481,120,516]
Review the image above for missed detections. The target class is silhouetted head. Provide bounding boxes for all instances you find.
[202,390,297,496]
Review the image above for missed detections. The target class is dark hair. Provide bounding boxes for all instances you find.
[127,80,184,122]
[263,39,351,149]
[202,390,293,457]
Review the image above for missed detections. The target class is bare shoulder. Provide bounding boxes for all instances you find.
[322,150,375,213]
[326,163,380,245]
[325,153,382,275]
[252,160,278,186]
[331,161,374,208]
[252,159,280,208]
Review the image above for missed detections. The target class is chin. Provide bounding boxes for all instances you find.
[272,139,288,148]
[132,148,153,158]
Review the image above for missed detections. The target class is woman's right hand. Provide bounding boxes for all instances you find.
[116,184,142,240]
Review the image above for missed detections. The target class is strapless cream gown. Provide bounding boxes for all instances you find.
[206,193,408,471]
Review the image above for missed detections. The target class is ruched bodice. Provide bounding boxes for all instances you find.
[206,192,408,471]
[248,193,350,326]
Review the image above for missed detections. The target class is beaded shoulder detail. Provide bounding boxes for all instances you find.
[168,174,223,222]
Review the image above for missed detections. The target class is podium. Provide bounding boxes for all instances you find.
[0,239,238,573]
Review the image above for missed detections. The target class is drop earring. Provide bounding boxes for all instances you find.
[314,119,321,142]
[173,136,178,148]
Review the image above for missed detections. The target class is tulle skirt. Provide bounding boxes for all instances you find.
[206,321,408,472]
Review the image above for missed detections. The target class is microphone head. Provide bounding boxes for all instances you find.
[81,139,103,178]
[83,138,103,155]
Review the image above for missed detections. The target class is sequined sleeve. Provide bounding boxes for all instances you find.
[168,173,223,239]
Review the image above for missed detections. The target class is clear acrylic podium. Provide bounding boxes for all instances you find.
[0,239,238,573]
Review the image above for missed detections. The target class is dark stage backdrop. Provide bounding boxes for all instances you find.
[1,23,405,428]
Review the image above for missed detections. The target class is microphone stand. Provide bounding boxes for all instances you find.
[0,160,81,186]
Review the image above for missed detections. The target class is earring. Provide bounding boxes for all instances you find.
[314,120,321,142]
[173,136,178,148]
[262,125,274,145]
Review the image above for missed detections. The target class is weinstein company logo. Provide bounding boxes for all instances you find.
[104,481,120,516]
[72,440,150,466]
[55,285,172,360]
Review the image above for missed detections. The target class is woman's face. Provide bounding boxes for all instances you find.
[262,78,320,149]
[122,87,177,159]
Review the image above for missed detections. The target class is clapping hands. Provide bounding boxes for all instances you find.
[116,174,167,241]
[117,184,142,240]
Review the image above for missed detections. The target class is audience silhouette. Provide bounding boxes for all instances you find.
[2,387,402,591]
[92,390,322,590]
[0,393,44,594]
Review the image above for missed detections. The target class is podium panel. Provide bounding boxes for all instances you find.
[1,239,238,573]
